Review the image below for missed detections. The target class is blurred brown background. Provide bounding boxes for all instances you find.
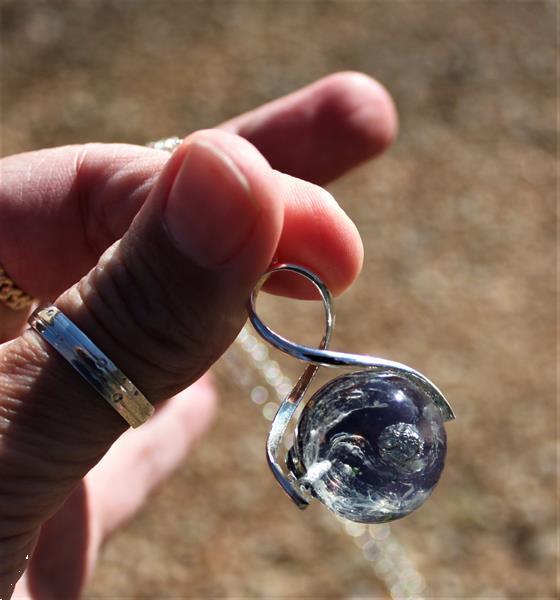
[1,1,557,598]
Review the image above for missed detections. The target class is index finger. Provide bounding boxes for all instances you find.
[220,71,397,185]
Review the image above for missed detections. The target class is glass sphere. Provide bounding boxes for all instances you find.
[289,370,447,523]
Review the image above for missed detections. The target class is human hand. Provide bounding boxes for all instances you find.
[0,72,397,599]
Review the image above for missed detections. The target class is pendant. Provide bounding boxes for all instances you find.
[248,264,455,524]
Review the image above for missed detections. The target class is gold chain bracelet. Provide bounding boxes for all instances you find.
[0,265,35,311]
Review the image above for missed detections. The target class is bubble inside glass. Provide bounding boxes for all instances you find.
[289,370,447,523]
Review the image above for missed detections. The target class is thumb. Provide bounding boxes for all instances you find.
[0,130,283,595]
[57,128,283,401]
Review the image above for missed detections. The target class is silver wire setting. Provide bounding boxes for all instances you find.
[248,263,455,523]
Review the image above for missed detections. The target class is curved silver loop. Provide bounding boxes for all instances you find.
[249,262,335,354]
[249,264,455,422]
[247,263,455,510]
[248,263,336,508]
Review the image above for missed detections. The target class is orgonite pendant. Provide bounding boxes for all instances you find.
[248,264,454,524]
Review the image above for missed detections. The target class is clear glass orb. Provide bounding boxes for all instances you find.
[289,370,447,523]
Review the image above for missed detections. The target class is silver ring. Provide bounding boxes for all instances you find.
[29,305,154,428]
[146,136,182,153]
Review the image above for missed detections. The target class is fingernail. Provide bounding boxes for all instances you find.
[164,140,259,267]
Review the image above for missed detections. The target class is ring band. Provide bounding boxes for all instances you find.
[146,136,182,153]
[29,305,155,428]
[0,265,35,311]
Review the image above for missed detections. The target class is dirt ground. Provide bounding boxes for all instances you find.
[1,1,557,598]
